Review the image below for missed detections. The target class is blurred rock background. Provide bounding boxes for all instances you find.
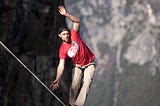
[1,0,160,106]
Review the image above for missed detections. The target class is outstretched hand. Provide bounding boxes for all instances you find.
[50,80,59,90]
[58,6,67,16]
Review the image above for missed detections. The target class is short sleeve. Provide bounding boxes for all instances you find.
[59,46,67,59]
[71,29,80,40]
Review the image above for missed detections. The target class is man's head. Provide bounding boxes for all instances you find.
[58,26,71,43]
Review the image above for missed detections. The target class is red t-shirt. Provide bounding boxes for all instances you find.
[59,29,95,66]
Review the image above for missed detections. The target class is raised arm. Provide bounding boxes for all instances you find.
[58,6,80,31]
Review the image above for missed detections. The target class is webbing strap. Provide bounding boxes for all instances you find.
[0,41,66,106]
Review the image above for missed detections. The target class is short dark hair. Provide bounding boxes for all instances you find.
[58,26,70,34]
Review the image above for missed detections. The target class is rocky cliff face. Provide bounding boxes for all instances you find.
[0,0,71,106]
[65,0,160,106]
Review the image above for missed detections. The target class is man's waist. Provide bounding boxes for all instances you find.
[75,59,95,68]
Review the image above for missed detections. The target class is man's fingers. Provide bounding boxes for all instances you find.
[50,83,59,90]
[50,83,54,88]
[51,81,56,84]
[58,6,62,10]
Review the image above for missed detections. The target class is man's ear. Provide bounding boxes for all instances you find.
[58,34,61,38]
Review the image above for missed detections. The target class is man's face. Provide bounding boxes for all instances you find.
[59,30,70,43]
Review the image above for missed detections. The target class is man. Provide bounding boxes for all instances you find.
[50,5,96,106]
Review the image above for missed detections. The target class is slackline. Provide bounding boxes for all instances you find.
[0,41,66,106]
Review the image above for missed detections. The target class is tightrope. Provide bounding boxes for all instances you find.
[0,41,66,106]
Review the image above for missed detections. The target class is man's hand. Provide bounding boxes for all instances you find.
[50,80,59,90]
[58,5,80,31]
[58,6,67,16]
